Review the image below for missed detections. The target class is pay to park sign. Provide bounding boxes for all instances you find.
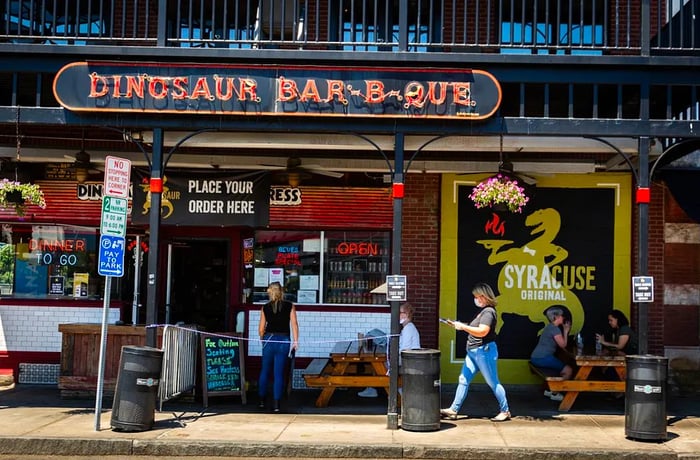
[95,155,132,431]
[98,156,131,278]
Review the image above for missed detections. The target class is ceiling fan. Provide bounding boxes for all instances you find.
[268,156,344,186]
[459,134,540,186]
[496,155,539,186]
[63,133,104,183]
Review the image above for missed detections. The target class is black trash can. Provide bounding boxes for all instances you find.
[625,355,668,441]
[111,345,164,432]
[400,348,441,432]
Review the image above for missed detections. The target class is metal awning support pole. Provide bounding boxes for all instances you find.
[131,235,141,324]
[145,128,164,348]
[387,132,404,430]
[637,136,651,355]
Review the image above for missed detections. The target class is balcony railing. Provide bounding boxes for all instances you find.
[0,0,698,55]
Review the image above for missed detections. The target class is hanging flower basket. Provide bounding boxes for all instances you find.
[469,174,529,213]
[0,179,47,216]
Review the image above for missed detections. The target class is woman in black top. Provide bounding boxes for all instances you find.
[595,309,638,355]
[258,282,299,412]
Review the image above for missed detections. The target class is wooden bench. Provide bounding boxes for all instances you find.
[302,342,393,407]
[529,360,626,411]
[529,362,564,383]
[302,358,331,378]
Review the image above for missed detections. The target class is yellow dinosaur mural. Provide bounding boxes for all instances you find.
[477,207,584,335]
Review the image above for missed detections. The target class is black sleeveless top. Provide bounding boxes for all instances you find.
[262,300,293,335]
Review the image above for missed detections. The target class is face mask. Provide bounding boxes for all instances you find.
[474,298,481,307]
[400,317,407,325]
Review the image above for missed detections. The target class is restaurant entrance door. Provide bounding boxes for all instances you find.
[166,238,231,332]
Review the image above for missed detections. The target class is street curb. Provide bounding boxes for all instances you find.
[0,437,132,456]
[0,437,688,459]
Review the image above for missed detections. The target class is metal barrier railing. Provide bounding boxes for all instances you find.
[2,0,699,55]
[158,324,199,410]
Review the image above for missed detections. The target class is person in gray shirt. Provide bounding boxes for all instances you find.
[530,306,574,401]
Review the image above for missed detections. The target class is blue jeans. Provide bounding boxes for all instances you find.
[258,334,291,401]
[449,342,509,413]
[530,355,565,371]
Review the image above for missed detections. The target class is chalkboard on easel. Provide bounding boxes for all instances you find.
[200,332,247,407]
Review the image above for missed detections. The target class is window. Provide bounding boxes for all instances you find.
[500,0,604,54]
[246,230,390,305]
[337,0,433,51]
[1,0,106,44]
[0,224,118,299]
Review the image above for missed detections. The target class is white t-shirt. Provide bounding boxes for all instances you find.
[399,321,421,352]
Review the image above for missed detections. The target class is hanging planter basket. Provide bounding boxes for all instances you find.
[469,174,529,213]
[5,190,23,204]
[0,179,47,216]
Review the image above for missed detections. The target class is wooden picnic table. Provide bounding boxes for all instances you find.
[302,340,390,408]
[552,354,627,411]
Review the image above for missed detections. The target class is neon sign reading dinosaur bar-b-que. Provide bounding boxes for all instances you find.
[53,62,502,120]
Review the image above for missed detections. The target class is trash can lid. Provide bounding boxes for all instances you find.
[122,345,163,355]
[625,354,669,363]
[400,348,440,356]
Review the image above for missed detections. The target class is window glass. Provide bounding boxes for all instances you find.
[247,230,390,305]
[325,231,389,305]
[0,224,117,299]
[499,0,604,52]
[251,230,321,303]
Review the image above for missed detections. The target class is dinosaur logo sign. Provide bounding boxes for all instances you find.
[456,186,617,359]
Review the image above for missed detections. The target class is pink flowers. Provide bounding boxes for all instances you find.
[468,174,529,213]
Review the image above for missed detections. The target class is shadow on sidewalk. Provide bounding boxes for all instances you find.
[2,382,698,420]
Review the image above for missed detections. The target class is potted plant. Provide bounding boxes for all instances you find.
[0,179,47,216]
[469,174,529,213]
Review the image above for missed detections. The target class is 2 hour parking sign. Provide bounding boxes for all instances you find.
[98,234,125,277]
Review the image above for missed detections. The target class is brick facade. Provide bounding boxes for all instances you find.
[401,173,440,349]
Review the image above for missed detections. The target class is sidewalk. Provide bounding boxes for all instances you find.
[0,383,699,459]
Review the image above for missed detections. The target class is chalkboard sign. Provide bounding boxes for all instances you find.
[200,332,247,407]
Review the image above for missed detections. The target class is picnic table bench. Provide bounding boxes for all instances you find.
[530,355,626,411]
[303,340,390,407]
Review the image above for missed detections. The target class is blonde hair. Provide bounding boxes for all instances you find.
[472,283,497,307]
[400,302,415,321]
[267,282,284,312]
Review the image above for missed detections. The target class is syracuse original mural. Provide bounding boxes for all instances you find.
[440,174,632,382]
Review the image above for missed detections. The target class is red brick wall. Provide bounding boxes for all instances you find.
[401,173,440,349]
[647,182,667,353]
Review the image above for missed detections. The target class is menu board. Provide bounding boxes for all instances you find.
[200,332,247,407]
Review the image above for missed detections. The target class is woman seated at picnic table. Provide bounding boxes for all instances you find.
[530,306,574,401]
[596,309,639,356]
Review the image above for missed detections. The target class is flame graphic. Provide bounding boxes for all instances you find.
[484,213,505,236]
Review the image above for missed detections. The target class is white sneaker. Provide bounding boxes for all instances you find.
[490,411,511,422]
[358,387,378,398]
[544,390,564,401]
